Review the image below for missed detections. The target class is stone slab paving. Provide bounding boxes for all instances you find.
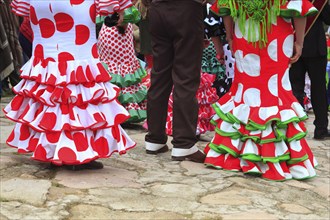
[1,98,330,219]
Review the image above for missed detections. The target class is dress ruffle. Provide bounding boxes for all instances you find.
[98,24,147,123]
[205,92,317,181]
[109,60,147,87]
[7,123,135,165]
[4,55,135,164]
[166,73,219,135]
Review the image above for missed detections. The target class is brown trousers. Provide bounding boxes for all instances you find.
[145,0,204,149]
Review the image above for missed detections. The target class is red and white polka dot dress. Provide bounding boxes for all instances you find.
[4,0,135,165]
[166,72,219,136]
[205,0,318,181]
[98,24,147,123]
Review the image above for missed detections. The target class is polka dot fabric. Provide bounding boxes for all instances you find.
[205,2,318,181]
[5,0,136,165]
[98,24,147,123]
[166,73,219,136]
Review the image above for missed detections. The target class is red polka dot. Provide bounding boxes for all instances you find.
[78,102,88,110]
[122,135,127,146]
[34,44,44,59]
[46,74,57,85]
[93,113,104,123]
[34,144,47,161]
[70,0,84,5]
[58,147,77,163]
[46,132,61,143]
[85,65,94,81]
[93,137,109,156]
[91,43,98,58]
[7,130,15,143]
[64,131,73,140]
[58,52,74,62]
[60,105,70,114]
[39,18,56,38]
[89,4,96,23]
[54,13,74,32]
[75,25,90,45]
[114,114,129,125]
[10,96,24,111]
[73,132,89,152]
[96,63,111,81]
[58,62,67,76]
[19,124,30,141]
[111,126,120,142]
[76,65,87,82]
[30,6,38,25]
[27,138,39,151]
[39,112,57,130]
[70,70,76,82]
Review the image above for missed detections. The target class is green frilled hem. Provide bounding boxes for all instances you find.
[126,109,147,123]
[110,67,147,88]
[118,88,147,105]
[211,103,308,144]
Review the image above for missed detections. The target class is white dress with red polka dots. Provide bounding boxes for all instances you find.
[205,1,318,181]
[4,0,135,165]
[98,23,147,123]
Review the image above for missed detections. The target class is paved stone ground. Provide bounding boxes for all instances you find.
[0,96,329,220]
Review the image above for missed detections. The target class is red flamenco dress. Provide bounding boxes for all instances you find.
[4,0,136,165]
[205,0,318,181]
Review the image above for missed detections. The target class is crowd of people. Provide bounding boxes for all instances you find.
[1,0,329,181]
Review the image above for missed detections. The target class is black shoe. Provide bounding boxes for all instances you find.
[146,145,169,155]
[172,150,206,163]
[65,161,104,171]
[313,130,330,140]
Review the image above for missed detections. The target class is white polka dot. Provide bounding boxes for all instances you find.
[231,138,241,150]
[281,68,292,91]
[234,83,243,103]
[261,125,273,138]
[268,74,278,97]
[243,88,261,107]
[287,1,302,13]
[275,141,288,157]
[243,19,259,42]
[234,50,244,73]
[233,104,250,124]
[289,165,309,179]
[259,106,279,121]
[293,122,303,132]
[280,109,295,121]
[283,34,294,58]
[267,39,277,62]
[242,53,261,77]
[234,23,243,39]
[220,121,236,132]
[290,140,303,152]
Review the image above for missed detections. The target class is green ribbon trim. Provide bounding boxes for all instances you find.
[118,88,147,104]
[209,142,239,157]
[241,154,261,162]
[126,109,147,123]
[279,8,318,19]
[287,154,309,165]
[110,67,147,87]
[262,153,290,163]
[215,127,241,139]
[286,131,307,143]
